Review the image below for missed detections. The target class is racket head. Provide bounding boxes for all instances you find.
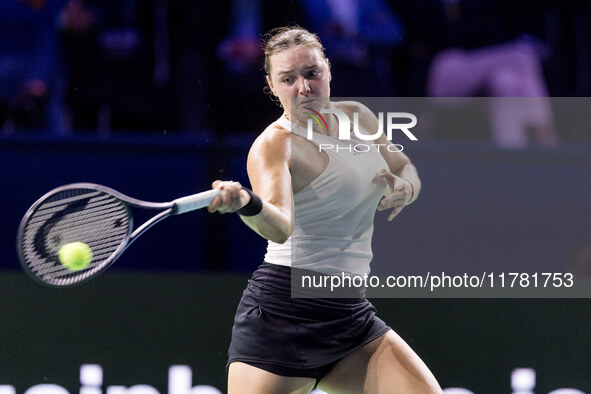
[17,183,133,287]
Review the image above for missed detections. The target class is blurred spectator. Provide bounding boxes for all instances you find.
[167,0,230,133]
[213,0,304,133]
[299,0,405,97]
[0,0,66,134]
[59,0,177,132]
[217,0,264,76]
[393,0,560,148]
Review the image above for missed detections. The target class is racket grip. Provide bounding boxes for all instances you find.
[173,189,221,214]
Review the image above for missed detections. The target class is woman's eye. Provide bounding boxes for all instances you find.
[308,71,319,78]
[282,77,293,84]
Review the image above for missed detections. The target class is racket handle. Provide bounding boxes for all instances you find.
[173,189,221,214]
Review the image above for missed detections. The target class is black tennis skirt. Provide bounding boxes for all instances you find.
[227,262,391,380]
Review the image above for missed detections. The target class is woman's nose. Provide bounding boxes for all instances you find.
[298,77,311,95]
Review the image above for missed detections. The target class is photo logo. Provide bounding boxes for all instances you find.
[303,108,418,153]
[303,109,328,134]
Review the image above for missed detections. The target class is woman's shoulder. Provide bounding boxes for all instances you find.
[257,120,290,145]
[333,100,373,116]
[249,120,291,159]
[333,100,378,131]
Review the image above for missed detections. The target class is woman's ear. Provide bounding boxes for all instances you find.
[266,75,276,96]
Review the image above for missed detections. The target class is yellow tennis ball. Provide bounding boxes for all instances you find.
[58,242,93,271]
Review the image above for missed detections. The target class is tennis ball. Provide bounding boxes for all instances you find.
[58,242,93,271]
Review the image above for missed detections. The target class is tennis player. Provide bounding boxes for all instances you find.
[208,25,442,394]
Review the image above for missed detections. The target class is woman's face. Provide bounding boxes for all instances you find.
[266,45,331,122]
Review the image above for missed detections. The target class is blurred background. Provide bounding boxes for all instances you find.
[1,0,591,138]
[1,0,591,392]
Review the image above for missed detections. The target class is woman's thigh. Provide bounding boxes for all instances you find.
[317,330,442,394]
[228,362,317,394]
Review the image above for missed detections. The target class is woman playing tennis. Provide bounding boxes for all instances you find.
[208,25,442,394]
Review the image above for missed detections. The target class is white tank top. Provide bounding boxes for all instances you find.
[264,116,388,276]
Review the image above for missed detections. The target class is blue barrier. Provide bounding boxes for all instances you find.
[2,133,591,277]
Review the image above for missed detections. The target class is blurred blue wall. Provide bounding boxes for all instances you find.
[2,134,590,275]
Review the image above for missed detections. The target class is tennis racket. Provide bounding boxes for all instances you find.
[17,183,220,287]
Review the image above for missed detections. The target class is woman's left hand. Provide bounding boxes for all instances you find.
[374,169,412,221]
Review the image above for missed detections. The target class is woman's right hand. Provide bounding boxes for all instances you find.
[207,180,251,214]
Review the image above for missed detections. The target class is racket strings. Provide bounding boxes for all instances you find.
[20,189,131,285]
